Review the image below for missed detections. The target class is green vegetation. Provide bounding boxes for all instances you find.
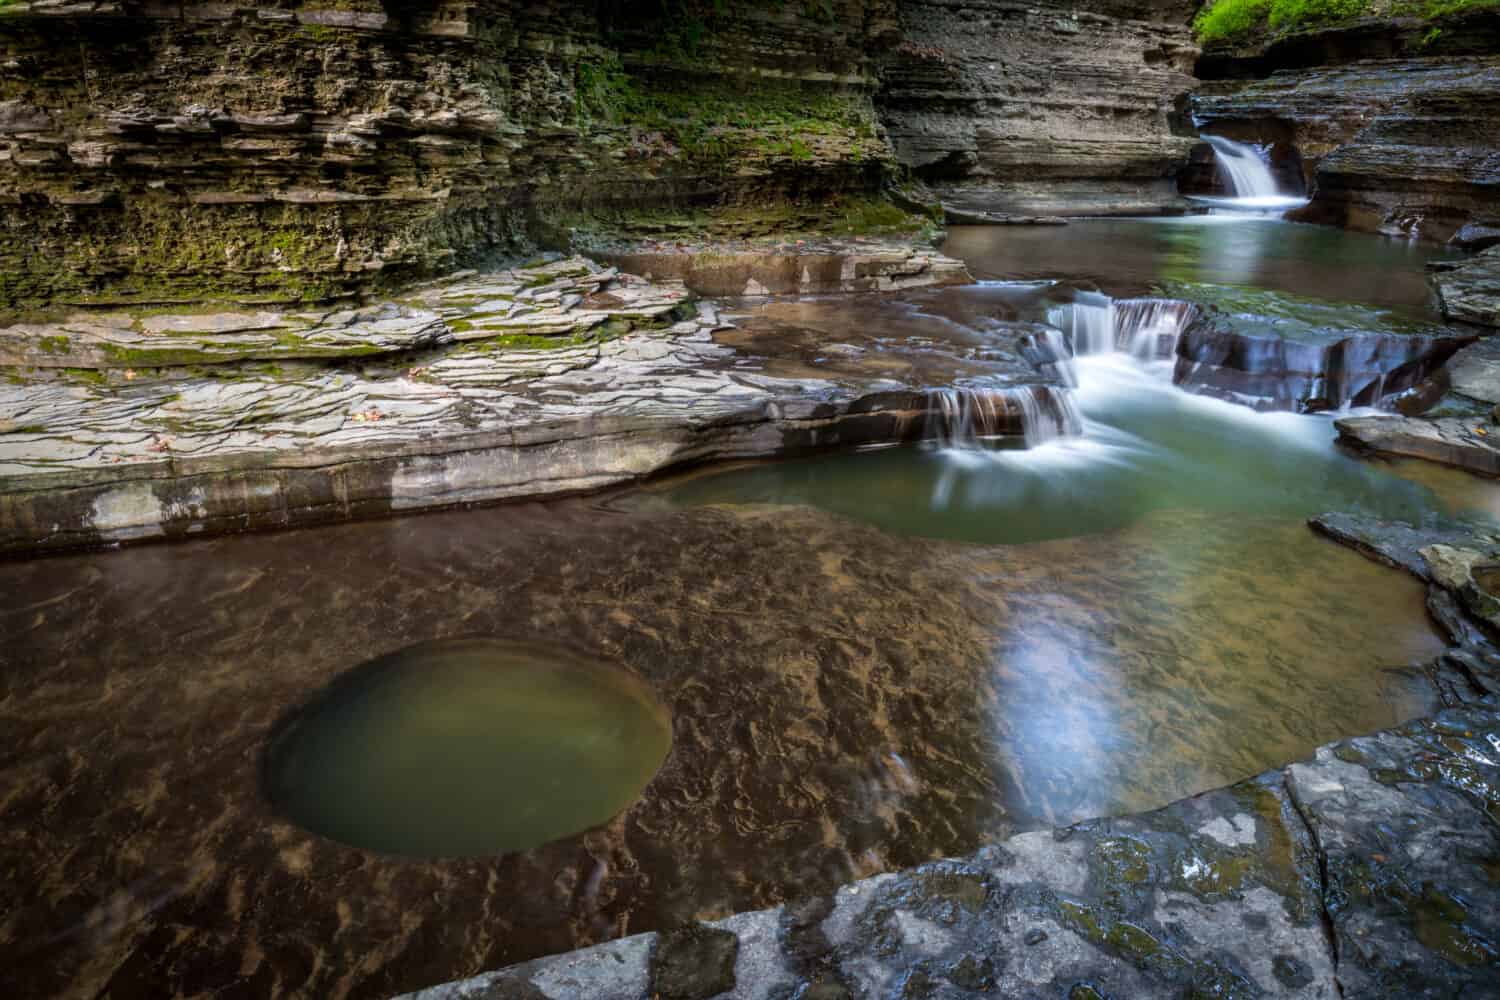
[1193,0,1500,44]
[573,54,879,170]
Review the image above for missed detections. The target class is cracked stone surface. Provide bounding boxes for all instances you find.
[1433,249,1500,329]
[405,704,1500,1000]
[0,255,1066,554]
[0,258,680,369]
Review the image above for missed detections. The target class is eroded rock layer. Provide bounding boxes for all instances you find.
[876,0,1202,215]
[0,0,905,309]
[0,0,1210,311]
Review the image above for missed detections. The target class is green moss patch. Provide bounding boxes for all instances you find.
[1194,0,1500,45]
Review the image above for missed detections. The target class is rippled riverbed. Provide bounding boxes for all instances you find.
[1,217,1493,999]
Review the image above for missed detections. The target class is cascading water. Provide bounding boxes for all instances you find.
[922,386,1082,451]
[1194,135,1309,213]
[1205,136,1279,199]
[1040,295,1201,384]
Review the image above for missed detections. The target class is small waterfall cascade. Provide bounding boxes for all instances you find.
[1204,135,1282,200]
[922,385,1082,450]
[1041,296,1201,383]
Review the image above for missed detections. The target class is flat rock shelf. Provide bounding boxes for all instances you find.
[0,249,1002,556]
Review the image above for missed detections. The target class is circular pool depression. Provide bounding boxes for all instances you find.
[263,639,672,858]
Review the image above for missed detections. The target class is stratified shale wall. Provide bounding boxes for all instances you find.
[0,0,1206,311]
[876,0,1202,216]
[0,0,904,310]
[1193,8,1500,244]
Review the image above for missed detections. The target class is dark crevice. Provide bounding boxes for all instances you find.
[1281,767,1345,1000]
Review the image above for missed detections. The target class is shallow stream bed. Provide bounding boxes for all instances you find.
[1,215,1495,999]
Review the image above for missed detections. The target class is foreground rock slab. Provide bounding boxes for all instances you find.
[406,704,1500,999]
[1335,414,1500,476]
[1433,248,1500,329]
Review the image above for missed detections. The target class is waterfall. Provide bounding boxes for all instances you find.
[1043,296,1200,377]
[922,386,1082,450]
[1204,135,1281,200]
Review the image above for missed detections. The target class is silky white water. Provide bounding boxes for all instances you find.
[1196,135,1310,213]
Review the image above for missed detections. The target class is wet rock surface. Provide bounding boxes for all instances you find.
[1433,248,1500,329]
[1170,285,1474,413]
[1336,414,1500,476]
[598,239,971,298]
[410,700,1500,999]
[0,487,1457,998]
[1445,333,1500,403]
[416,507,1500,999]
[1311,512,1500,695]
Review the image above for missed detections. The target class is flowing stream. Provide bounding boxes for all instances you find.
[1,214,1495,998]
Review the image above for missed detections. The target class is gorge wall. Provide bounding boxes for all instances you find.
[876,0,1202,217]
[1192,7,1500,244]
[0,0,1202,312]
[0,0,905,311]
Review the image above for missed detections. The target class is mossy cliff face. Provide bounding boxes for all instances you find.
[0,0,1208,311]
[0,0,905,311]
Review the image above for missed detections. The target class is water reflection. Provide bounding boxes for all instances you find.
[645,353,1464,546]
[944,218,1461,314]
[638,344,1484,825]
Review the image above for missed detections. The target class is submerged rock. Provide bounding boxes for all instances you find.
[597,240,971,297]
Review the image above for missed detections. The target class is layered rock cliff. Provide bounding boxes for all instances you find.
[876,0,1202,216]
[1192,8,1500,243]
[0,0,908,310]
[0,0,1209,312]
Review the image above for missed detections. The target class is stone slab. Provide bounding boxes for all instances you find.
[1434,249,1500,330]
[0,265,1082,555]
[1336,414,1500,476]
[406,704,1500,999]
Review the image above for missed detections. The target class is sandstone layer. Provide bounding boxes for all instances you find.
[0,0,1209,313]
[0,253,1096,556]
